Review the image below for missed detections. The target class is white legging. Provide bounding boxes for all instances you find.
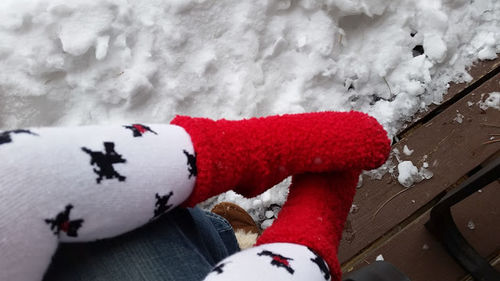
[0,124,196,281]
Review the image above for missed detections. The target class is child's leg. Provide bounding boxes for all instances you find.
[0,124,196,281]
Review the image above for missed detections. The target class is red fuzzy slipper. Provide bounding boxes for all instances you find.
[256,171,360,281]
[171,111,390,206]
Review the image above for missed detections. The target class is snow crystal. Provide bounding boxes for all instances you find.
[479,92,500,111]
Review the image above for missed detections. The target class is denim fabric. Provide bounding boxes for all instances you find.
[43,207,240,281]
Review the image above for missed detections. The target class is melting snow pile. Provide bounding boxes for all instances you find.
[0,0,499,223]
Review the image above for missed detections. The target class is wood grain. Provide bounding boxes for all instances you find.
[338,70,500,264]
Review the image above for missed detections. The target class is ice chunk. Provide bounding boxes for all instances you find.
[397,161,419,188]
[261,219,275,230]
[403,145,414,156]
[397,160,433,188]
[376,254,384,261]
[467,220,476,230]
[419,167,434,180]
[453,112,464,124]
[265,210,275,219]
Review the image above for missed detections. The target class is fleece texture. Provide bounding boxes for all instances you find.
[171,111,390,206]
[256,172,360,281]
[0,124,196,281]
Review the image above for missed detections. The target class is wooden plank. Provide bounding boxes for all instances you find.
[446,58,500,106]
[397,58,500,136]
[452,182,500,258]
[338,71,500,263]
[343,181,500,281]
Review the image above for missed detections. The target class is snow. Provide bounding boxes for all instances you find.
[403,145,414,156]
[0,0,498,225]
[349,204,359,214]
[261,218,275,230]
[397,161,419,188]
[479,92,500,110]
[265,210,275,219]
[467,220,476,230]
[453,112,465,124]
[397,160,433,188]
[423,33,447,63]
[375,254,385,261]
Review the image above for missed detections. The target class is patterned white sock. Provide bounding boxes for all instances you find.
[203,243,331,281]
[0,124,196,281]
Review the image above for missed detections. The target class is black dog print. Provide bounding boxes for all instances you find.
[257,250,295,274]
[183,150,197,179]
[123,124,157,137]
[82,142,127,183]
[211,262,229,274]
[154,191,174,218]
[45,204,84,237]
[308,247,330,280]
[0,129,38,145]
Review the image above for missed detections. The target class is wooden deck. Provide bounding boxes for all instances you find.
[339,58,500,281]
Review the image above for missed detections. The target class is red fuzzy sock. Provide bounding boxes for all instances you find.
[171,111,390,206]
[256,171,359,281]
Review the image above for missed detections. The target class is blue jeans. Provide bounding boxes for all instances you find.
[43,207,240,281]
